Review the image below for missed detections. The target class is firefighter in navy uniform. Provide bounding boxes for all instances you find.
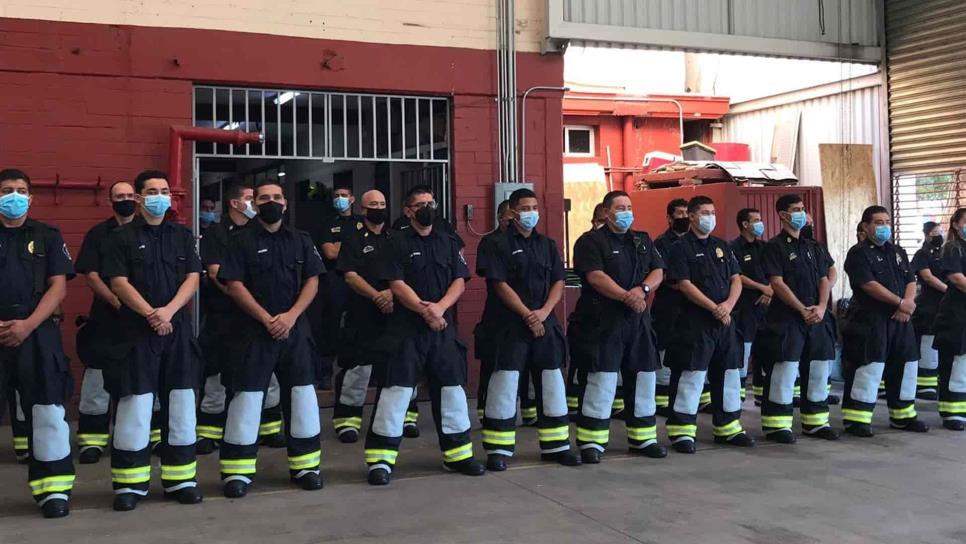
[477,188,581,471]
[332,189,401,443]
[841,205,929,436]
[217,180,325,498]
[756,194,839,443]
[911,221,947,400]
[0,169,75,519]
[665,195,755,453]
[364,185,485,485]
[932,208,966,430]
[570,190,667,463]
[196,183,284,455]
[73,181,138,464]
[101,170,204,511]
[730,208,772,403]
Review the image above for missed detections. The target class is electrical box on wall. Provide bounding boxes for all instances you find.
[493,182,533,224]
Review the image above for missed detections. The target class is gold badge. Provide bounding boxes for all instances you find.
[715,247,724,258]
[26,240,34,254]
[357,221,363,230]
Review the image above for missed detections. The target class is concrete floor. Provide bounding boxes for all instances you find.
[1,391,965,544]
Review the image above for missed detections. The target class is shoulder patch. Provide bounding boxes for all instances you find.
[356,222,364,230]
[26,240,34,255]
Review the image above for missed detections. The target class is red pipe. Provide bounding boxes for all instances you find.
[621,116,637,193]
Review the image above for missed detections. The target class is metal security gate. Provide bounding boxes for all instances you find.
[893,169,966,254]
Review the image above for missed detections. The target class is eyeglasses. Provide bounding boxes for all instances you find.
[407,200,438,210]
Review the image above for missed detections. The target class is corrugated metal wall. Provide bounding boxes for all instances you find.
[886,0,966,175]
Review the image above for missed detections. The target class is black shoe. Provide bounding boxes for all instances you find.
[368,468,391,486]
[792,397,801,408]
[337,428,360,444]
[698,403,713,414]
[259,432,287,449]
[542,449,582,466]
[610,409,625,419]
[580,448,602,464]
[78,447,103,464]
[943,420,966,431]
[195,438,218,456]
[402,424,420,439]
[715,432,756,447]
[223,479,249,498]
[827,394,841,406]
[165,486,203,505]
[629,443,668,459]
[112,492,140,512]
[293,471,323,490]
[16,452,30,465]
[443,458,486,476]
[753,399,763,407]
[41,498,69,519]
[656,406,671,418]
[765,430,796,444]
[150,441,161,456]
[845,423,874,438]
[521,417,539,427]
[916,390,938,401]
[671,439,696,454]
[804,426,840,441]
[891,419,929,433]
[486,454,508,472]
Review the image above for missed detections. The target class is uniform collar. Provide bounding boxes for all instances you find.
[252,219,289,236]
[603,226,633,242]
[404,225,439,240]
[509,226,538,242]
[131,215,170,230]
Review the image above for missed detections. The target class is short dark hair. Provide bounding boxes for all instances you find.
[133,170,168,193]
[496,199,510,216]
[861,205,889,224]
[856,221,864,234]
[224,183,249,202]
[404,184,433,206]
[923,221,940,235]
[255,179,284,197]
[508,188,536,208]
[666,198,688,216]
[736,208,760,229]
[775,193,803,213]
[0,168,31,189]
[687,195,713,213]
[602,190,629,209]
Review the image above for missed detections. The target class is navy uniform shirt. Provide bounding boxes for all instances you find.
[667,231,740,319]
[912,243,946,308]
[475,229,507,331]
[392,216,466,249]
[761,232,830,322]
[75,217,123,323]
[476,227,566,322]
[336,222,392,310]
[219,221,325,318]
[730,235,768,315]
[0,220,74,313]
[844,240,915,315]
[317,214,364,269]
[102,216,203,320]
[200,217,248,314]
[573,226,664,321]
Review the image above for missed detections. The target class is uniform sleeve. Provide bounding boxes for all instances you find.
[911,249,928,273]
[45,228,75,280]
[941,245,965,276]
[474,236,494,277]
[899,248,915,284]
[647,233,666,271]
[666,241,690,282]
[450,238,471,281]
[302,233,327,278]
[74,227,100,274]
[318,219,336,246]
[200,227,225,267]
[335,232,360,274]
[476,236,508,282]
[184,230,203,275]
[844,247,875,286]
[761,240,784,279]
[100,229,129,280]
[216,235,247,282]
[548,239,566,283]
[377,236,406,282]
[725,242,741,278]
[573,234,603,276]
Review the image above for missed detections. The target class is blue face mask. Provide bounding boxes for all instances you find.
[614,210,634,231]
[143,194,171,217]
[0,192,29,220]
[788,211,807,231]
[199,211,218,224]
[751,221,765,237]
[873,225,892,244]
[518,210,539,230]
[697,214,716,234]
[333,196,351,212]
[962,226,966,240]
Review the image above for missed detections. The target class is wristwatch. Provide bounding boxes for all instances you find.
[642,284,651,295]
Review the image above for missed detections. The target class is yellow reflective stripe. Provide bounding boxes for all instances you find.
[655,395,669,408]
[576,427,610,442]
[333,417,363,429]
[666,424,697,437]
[842,408,873,424]
[149,429,161,442]
[801,412,830,425]
[761,415,794,428]
[161,461,197,481]
[288,450,322,470]
[77,433,110,447]
[713,420,743,437]
[939,401,966,413]
[793,385,801,395]
[13,437,28,448]
[917,376,939,386]
[626,426,657,441]
[442,443,473,463]
[481,430,516,445]
[752,386,764,396]
[29,475,75,495]
[566,396,579,408]
[699,392,711,404]
[405,411,419,424]
[477,408,486,418]
[537,426,570,441]
[826,383,832,392]
[259,421,282,436]
[889,405,917,420]
[611,399,625,411]
[365,449,399,464]
[220,458,257,474]
[112,466,151,484]
[196,425,224,440]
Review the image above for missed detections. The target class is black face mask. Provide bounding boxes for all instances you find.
[930,235,944,247]
[112,200,136,218]
[365,207,387,226]
[800,225,814,240]
[672,217,690,234]
[414,206,436,227]
[257,201,285,224]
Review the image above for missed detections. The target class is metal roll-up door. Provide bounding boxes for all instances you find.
[886,0,966,176]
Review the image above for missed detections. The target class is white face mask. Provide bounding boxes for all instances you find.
[241,200,257,219]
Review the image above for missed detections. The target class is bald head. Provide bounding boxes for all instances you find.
[360,190,386,208]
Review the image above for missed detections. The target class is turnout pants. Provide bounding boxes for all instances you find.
[9,390,29,461]
[333,365,420,437]
[77,368,111,453]
[198,373,283,442]
[918,335,940,395]
[938,350,966,423]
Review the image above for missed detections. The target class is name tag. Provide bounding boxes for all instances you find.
[696,253,705,257]
[512,249,524,255]
[743,255,752,262]
[789,252,797,261]
[331,226,341,233]
[137,244,146,250]
[257,248,268,254]
[410,251,422,258]
[612,250,620,254]
[363,245,375,254]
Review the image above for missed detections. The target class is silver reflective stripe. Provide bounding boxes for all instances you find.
[200,373,226,415]
[14,391,24,422]
[153,395,161,412]
[167,389,197,447]
[31,405,70,462]
[633,371,656,418]
[919,335,939,370]
[807,360,831,402]
[224,391,264,446]
[527,374,536,401]
[264,373,281,409]
[656,352,671,386]
[673,370,706,415]
[440,385,471,434]
[164,481,197,493]
[79,368,110,416]
[581,372,618,419]
[541,369,568,418]
[485,370,519,420]
[741,342,752,378]
[768,361,798,405]
[722,369,742,413]
[851,362,885,403]
[289,385,321,438]
[951,354,966,393]
[37,493,69,507]
[340,365,373,407]
[114,393,154,451]
[372,386,413,438]
[114,488,149,496]
[899,361,918,401]
[616,372,623,387]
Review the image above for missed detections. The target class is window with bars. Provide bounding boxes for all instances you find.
[893,169,966,254]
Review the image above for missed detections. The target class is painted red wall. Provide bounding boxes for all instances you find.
[0,18,565,393]
[563,114,681,166]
